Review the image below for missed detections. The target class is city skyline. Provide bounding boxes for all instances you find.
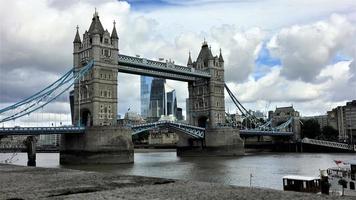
[1,0,356,124]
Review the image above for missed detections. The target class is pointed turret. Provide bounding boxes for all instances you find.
[111,20,118,39]
[187,51,193,67]
[196,40,214,68]
[219,48,224,62]
[88,9,105,36]
[73,25,81,43]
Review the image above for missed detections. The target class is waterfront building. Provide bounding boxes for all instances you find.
[268,106,300,126]
[304,100,356,142]
[0,135,31,149]
[327,100,356,141]
[176,108,184,121]
[140,76,153,119]
[38,134,59,146]
[301,115,328,128]
[117,111,145,127]
[148,129,179,145]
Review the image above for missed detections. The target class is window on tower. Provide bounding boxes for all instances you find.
[104,49,109,57]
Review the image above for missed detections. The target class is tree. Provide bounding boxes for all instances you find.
[242,118,256,129]
[322,126,339,141]
[301,119,321,139]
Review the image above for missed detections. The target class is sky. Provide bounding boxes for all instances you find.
[0,0,356,125]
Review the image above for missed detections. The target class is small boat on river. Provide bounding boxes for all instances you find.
[282,175,321,193]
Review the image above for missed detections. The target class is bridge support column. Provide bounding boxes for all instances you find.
[24,136,36,166]
[177,127,244,156]
[60,127,133,164]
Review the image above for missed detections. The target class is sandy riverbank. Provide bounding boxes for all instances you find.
[0,164,352,200]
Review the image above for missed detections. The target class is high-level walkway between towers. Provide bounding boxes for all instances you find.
[117,54,211,81]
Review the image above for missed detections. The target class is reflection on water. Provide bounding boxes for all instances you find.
[1,152,355,190]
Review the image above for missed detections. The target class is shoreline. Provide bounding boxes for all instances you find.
[0,163,352,200]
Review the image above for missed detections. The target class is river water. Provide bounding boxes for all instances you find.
[1,151,355,190]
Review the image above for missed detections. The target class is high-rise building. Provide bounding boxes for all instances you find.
[147,78,178,121]
[149,78,166,120]
[140,76,153,119]
[165,84,177,117]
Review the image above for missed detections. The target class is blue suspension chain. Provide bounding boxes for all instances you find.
[0,61,94,123]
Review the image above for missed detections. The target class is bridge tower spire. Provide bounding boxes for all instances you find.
[187,40,225,128]
[180,40,244,156]
[72,11,118,127]
[187,51,193,67]
[62,12,133,165]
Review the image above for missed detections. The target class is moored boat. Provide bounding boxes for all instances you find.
[282,175,320,193]
[326,160,356,196]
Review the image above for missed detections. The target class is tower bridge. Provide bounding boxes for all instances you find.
[0,11,305,164]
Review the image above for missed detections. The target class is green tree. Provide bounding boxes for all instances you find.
[322,125,338,141]
[242,118,256,129]
[301,119,321,139]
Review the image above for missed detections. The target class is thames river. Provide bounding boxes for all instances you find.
[1,151,355,190]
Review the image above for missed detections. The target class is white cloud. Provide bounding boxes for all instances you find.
[0,0,356,127]
[225,60,354,116]
[267,14,356,82]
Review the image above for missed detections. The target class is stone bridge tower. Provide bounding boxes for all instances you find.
[61,11,133,164]
[72,10,118,127]
[187,41,225,128]
[179,41,244,156]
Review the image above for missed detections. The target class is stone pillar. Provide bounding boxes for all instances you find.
[293,117,301,141]
[24,136,36,166]
[60,127,134,164]
[177,127,244,156]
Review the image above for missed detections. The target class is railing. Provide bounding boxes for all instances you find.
[131,121,205,138]
[240,129,294,136]
[302,138,355,151]
[118,54,211,78]
[0,126,85,135]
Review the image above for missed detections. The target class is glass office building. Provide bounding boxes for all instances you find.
[140,76,153,119]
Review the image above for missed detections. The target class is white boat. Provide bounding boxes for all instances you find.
[282,175,320,193]
[326,161,356,196]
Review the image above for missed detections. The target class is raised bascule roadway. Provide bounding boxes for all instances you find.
[1,11,347,164]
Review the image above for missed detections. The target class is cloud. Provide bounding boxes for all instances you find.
[225,60,354,116]
[267,14,356,82]
[0,0,356,126]
[211,26,265,82]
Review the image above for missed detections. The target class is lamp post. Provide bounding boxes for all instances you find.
[349,108,353,146]
[78,76,81,127]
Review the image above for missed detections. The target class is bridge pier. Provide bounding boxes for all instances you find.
[24,136,36,166]
[177,127,244,156]
[60,127,133,164]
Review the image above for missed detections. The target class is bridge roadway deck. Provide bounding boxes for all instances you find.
[301,138,356,151]
[117,54,211,82]
[0,126,85,136]
[239,130,294,137]
[0,164,348,200]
